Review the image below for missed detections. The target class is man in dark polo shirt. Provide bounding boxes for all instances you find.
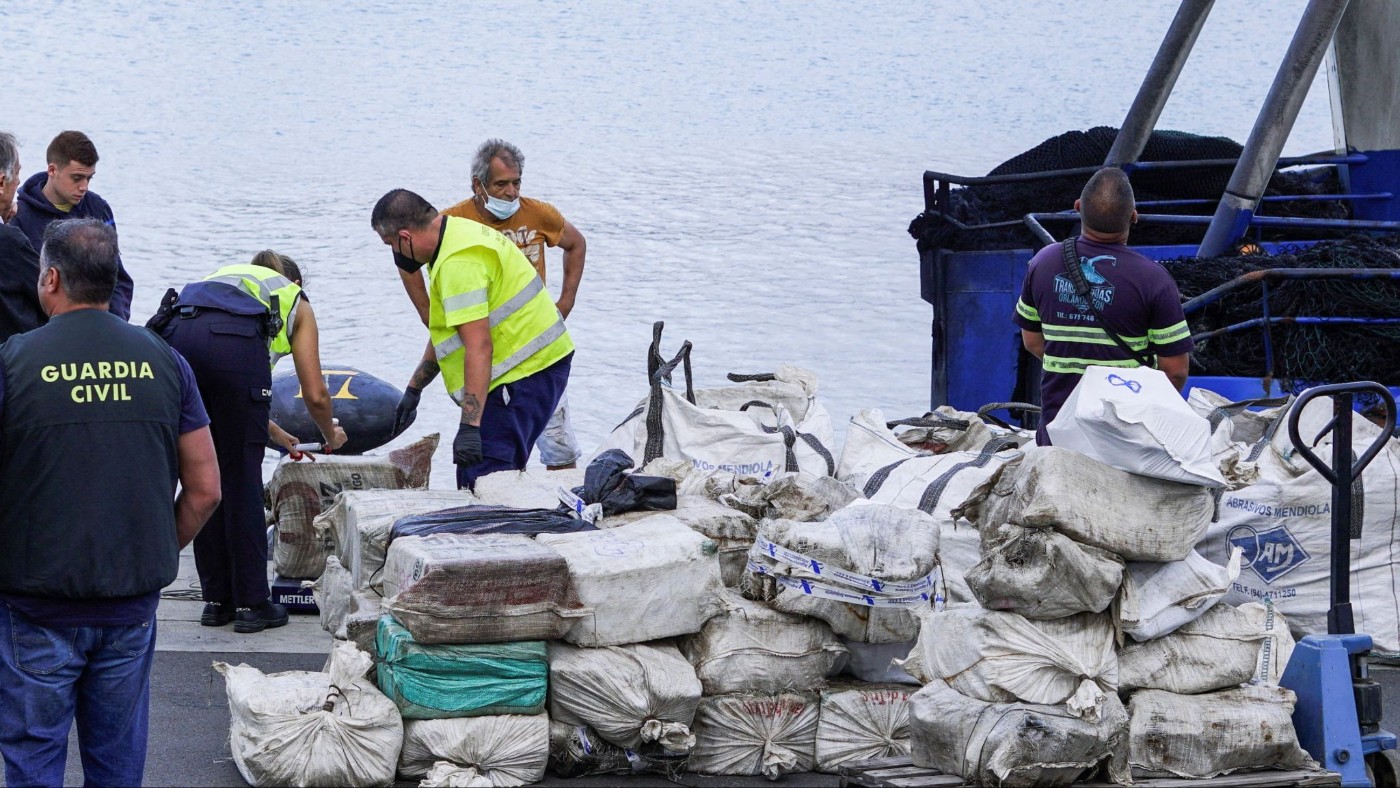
[1013,168,1193,445]
[0,219,222,787]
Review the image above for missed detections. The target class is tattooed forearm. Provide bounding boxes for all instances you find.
[460,393,482,424]
[409,357,440,390]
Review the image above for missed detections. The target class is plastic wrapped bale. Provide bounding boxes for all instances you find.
[839,639,919,685]
[217,641,403,788]
[397,715,549,786]
[546,722,688,779]
[902,607,1118,722]
[536,515,725,646]
[966,522,1124,619]
[375,616,547,720]
[689,693,819,779]
[314,489,477,592]
[1119,548,1241,641]
[678,591,846,695]
[717,473,861,522]
[747,502,940,644]
[381,533,585,644]
[814,682,912,774]
[548,641,702,753]
[1118,602,1293,695]
[603,498,757,588]
[471,468,586,509]
[955,446,1213,562]
[1127,686,1314,779]
[909,680,1130,787]
[267,434,438,579]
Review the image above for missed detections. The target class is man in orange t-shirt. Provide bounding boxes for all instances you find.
[436,139,587,469]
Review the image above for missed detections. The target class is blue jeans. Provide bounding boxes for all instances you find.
[0,604,155,787]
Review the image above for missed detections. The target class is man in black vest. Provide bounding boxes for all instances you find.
[0,219,221,787]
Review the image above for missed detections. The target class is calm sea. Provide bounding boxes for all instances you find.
[1,1,1335,486]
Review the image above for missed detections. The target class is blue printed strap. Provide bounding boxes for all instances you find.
[748,561,934,608]
[753,536,938,596]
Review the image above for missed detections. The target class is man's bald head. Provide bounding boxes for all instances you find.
[1078,168,1136,236]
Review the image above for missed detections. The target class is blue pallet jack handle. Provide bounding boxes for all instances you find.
[1280,382,1398,787]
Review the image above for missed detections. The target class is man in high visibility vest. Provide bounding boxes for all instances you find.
[371,188,575,489]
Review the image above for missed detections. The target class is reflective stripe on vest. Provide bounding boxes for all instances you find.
[201,265,302,366]
[445,316,569,404]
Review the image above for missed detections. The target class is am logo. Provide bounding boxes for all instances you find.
[1228,524,1311,585]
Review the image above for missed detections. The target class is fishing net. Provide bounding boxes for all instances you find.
[1170,234,1400,391]
[909,126,1345,253]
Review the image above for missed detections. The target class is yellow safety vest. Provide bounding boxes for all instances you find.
[202,264,302,367]
[427,217,573,403]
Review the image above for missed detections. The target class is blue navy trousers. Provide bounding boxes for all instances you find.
[458,353,573,489]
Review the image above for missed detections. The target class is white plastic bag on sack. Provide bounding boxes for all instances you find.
[967,523,1124,619]
[1196,394,1400,656]
[1119,548,1241,641]
[217,641,403,788]
[398,715,548,786]
[901,606,1118,722]
[1118,602,1293,695]
[909,681,1130,787]
[548,641,702,754]
[956,446,1214,562]
[678,591,846,695]
[313,488,477,592]
[1128,686,1314,779]
[747,502,941,643]
[537,515,725,646]
[1047,365,1225,487]
[814,682,912,773]
[689,694,819,779]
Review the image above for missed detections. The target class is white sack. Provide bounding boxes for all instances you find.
[1128,686,1314,779]
[1196,394,1400,656]
[859,446,1023,524]
[469,468,585,509]
[902,607,1118,722]
[1120,548,1241,641]
[547,641,702,753]
[839,639,919,685]
[1118,602,1292,695]
[537,515,725,646]
[398,716,548,786]
[747,503,940,643]
[689,694,819,779]
[814,682,912,773]
[967,523,1124,619]
[217,641,402,788]
[546,722,688,779]
[314,489,477,593]
[269,435,439,579]
[678,591,846,695]
[344,591,383,658]
[909,681,1130,787]
[836,408,1031,491]
[1186,387,1292,487]
[718,472,861,522]
[312,554,354,639]
[1047,365,1224,487]
[956,446,1213,562]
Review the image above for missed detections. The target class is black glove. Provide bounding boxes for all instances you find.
[453,423,483,468]
[393,386,421,436]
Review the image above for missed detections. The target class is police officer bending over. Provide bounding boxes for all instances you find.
[0,218,222,787]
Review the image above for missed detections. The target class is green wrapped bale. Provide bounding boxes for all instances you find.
[375,616,547,719]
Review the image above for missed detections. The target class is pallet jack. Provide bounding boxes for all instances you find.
[1280,382,1400,787]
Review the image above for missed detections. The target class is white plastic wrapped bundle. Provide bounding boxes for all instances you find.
[748,502,940,644]
[537,516,725,646]
[814,682,912,773]
[217,642,403,788]
[689,693,819,779]
[1118,602,1292,695]
[909,681,1130,787]
[313,488,477,592]
[548,641,702,754]
[269,435,439,579]
[397,715,548,786]
[1119,548,1241,641]
[678,591,846,695]
[956,446,1214,562]
[1128,686,1314,778]
[901,607,1118,722]
[382,533,584,644]
[967,523,1124,619]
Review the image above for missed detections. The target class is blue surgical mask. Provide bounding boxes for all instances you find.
[484,194,520,220]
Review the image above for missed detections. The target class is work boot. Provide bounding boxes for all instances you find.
[234,602,289,633]
[200,602,234,627]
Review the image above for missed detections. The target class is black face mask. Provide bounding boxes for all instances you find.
[392,235,422,273]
